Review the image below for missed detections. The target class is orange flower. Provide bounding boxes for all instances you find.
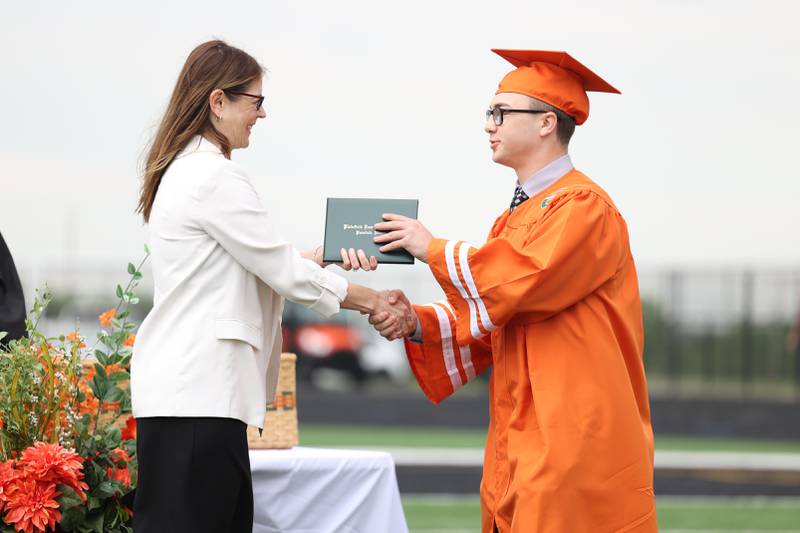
[66,331,86,349]
[123,334,136,347]
[98,308,116,327]
[2,478,61,533]
[121,416,137,441]
[18,442,88,501]
[105,465,131,488]
[105,363,125,376]
[110,448,130,464]
[101,400,121,412]
[77,367,99,415]
[77,396,99,416]
[0,460,20,514]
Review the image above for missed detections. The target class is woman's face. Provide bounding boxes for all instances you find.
[216,78,267,150]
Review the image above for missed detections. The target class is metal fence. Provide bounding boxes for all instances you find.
[638,269,800,400]
[18,264,800,401]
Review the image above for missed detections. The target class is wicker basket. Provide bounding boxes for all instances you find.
[247,353,299,449]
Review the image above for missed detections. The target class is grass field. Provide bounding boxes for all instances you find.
[402,495,800,532]
[299,424,800,453]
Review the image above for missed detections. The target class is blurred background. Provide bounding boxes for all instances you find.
[3,0,800,530]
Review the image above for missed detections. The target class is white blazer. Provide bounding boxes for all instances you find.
[131,135,347,427]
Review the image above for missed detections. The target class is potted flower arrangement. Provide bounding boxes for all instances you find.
[0,248,148,533]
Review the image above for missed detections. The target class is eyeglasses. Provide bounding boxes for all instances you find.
[486,107,548,126]
[225,90,265,111]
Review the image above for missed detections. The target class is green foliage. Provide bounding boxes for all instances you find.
[0,245,148,532]
[642,297,798,398]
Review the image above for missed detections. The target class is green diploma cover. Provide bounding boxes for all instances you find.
[323,198,419,264]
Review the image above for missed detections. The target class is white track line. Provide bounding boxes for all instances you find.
[362,447,800,471]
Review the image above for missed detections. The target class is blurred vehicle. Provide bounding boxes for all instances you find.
[282,301,407,386]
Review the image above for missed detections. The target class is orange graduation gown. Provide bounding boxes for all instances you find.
[405,169,657,533]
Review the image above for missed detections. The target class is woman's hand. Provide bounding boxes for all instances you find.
[302,246,378,271]
[339,247,378,271]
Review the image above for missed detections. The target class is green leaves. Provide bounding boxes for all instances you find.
[58,503,87,531]
[90,372,108,400]
[109,371,130,381]
[95,349,109,365]
[95,481,117,499]
[94,363,108,381]
[127,262,143,282]
[1,253,148,531]
[104,387,125,403]
[86,509,105,532]
[58,485,85,511]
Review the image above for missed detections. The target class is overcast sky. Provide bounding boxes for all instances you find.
[2,0,799,297]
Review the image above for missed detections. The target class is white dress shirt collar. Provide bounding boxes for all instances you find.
[176,134,224,159]
[518,154,574,198]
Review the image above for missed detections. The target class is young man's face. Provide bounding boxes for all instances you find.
[484,92,543,170]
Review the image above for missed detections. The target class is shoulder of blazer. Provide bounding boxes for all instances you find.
[171,150,252,199]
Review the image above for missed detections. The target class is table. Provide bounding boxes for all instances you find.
[250,447,409,533]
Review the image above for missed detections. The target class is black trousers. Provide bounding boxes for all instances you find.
[133,417,253,533]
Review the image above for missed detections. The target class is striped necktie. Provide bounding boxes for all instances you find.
[509,185,530,213]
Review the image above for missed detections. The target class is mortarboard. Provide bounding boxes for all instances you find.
[492,49,620,125]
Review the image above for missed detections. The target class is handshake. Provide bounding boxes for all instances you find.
[305,242,425,342]
[365,290,418,341]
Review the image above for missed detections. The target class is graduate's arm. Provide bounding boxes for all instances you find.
[427,189,626,346]
[367,292,493,403]
[403,301,493,404]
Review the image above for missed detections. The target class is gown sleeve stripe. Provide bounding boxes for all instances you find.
[458,242,497,335]
[444,239,483,340]
[460,344,476,380]
[430,301,464,391]
[437,300,476,381]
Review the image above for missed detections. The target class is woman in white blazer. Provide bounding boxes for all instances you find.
[131,40,408,533]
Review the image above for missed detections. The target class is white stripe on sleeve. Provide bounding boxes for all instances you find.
[444,240,482,340]
[460,344,476,380]
[430,302,463,391]
[458,243,497,334]
[437,300,476,380]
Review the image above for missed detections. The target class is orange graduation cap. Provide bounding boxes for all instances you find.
[492,49,620,125]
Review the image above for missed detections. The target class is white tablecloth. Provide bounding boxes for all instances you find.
[249,447,409,533]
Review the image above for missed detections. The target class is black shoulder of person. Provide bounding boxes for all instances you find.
[0,232,26,346]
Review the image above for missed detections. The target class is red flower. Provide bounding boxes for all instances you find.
[18,442,88,501]
[106,465,132,488]
[2,477,61,533]
[0,459,22,514]
[121,416,137,441]
[110,447,130,464]
[123,334,136,347]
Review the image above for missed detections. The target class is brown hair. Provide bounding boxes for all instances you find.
[529,98,576,147]
[137,40,264,222]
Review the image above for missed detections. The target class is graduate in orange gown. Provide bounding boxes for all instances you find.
[372,50,657,532]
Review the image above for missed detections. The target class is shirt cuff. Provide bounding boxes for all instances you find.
[306,267,349,318]
[316,268,348,302]
[408,317,423,343]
